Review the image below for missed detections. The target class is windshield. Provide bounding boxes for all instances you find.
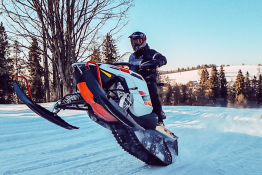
[116,52,132,63]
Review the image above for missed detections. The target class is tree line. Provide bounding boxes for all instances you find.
[159,64,218,75]
[158,66,262,108]
[0,0,132,104]
[0,21,120,104]
[159,63,262,75]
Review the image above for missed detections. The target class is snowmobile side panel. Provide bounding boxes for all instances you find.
[86,109,120,130]
[75,66,144,131]
[82,67,145,131]
[77,82,118,122]
[13,81,79,130]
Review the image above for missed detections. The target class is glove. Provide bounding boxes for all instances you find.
[153,59,162,67]
[139,59,161,69]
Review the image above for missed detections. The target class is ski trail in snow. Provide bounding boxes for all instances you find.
[1,104,262,174]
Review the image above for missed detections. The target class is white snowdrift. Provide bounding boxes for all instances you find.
[1,104,262,175]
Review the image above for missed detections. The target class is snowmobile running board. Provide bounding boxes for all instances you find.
[13,79,79,130]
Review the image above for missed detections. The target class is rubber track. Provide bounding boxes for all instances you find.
[111,124,171,166]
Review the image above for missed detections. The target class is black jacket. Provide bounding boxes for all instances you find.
[129,44,167,81]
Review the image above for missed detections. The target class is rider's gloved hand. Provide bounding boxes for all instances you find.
[155,60,162,67]
[151,59,162,68]
[138,59,162,69]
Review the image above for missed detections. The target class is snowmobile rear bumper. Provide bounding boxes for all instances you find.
[13,81,79,130]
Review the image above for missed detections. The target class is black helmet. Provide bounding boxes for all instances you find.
[128,31,147,52]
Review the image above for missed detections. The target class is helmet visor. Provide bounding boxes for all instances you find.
[130,38,142,46]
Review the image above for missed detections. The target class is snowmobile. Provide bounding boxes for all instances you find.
[13,59,178,166]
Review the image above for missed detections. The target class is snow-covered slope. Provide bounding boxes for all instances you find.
[1,104,262,174]
[163,65,261,84]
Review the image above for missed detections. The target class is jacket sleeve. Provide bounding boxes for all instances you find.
[152,52,167,67]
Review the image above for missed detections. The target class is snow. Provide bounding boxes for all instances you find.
[1,103,262,175]
[163,65,261,84]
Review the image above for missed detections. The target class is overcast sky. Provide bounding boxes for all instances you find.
[117,0,262,71]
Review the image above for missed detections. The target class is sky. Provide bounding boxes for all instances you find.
[117,0,262,71]
[1,0,261,71]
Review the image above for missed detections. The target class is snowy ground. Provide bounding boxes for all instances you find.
[163,65,261,84]
[1,104,262,175]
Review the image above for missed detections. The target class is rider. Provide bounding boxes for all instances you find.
[128,31,167,125]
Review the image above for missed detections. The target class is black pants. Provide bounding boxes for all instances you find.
[146,80,164,123]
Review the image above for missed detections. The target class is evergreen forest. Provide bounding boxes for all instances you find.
[158,66,262,108]
[0,19,261,108]
[0,21,119,104]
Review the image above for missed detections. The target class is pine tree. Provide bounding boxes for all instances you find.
[244,71,252,105]
[207,66,219,104]
[172,84,181,105]
[90,48,101,62]
[199,67,209,91]
[233,69,246,106]
[28,38,44,103]
[181,85,187,104]
[102,33,118,64]
[227,82,235,107]
[13,40,21,76]
[161,76,172,105]
[164,84,173,105]
[9,40,27,78]
[197,67,209,105]
[0,22,12,103]
[233,69,245,96]
[186,81,195,105]
[11,40,29,103]
[218,65,228,106]
[257,74,262,106]
[250,76,257,106]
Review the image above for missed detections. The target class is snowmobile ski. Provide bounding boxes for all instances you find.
[13,80,79,130]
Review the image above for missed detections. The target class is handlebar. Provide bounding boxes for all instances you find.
[112,60,157,73]
[112,62,132,67]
